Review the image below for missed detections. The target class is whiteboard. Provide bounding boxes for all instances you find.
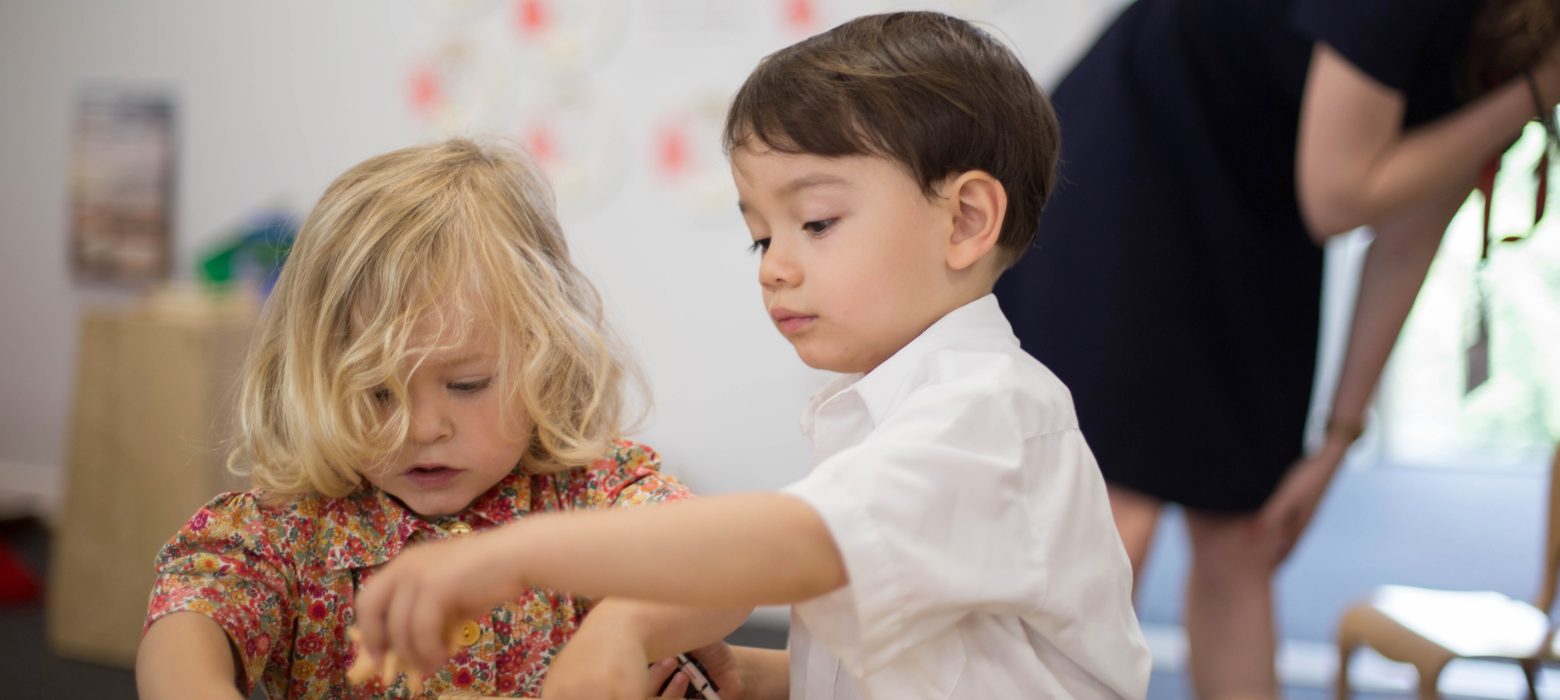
[0,0,1127,497]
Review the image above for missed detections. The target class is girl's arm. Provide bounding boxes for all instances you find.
[355,493,844,676]
[1257,180,1470,557]
[729,646,791,700]
[136,612,247,700]
[589,600,752,662]
[1296,42,1558,239]
[543,600,753,699]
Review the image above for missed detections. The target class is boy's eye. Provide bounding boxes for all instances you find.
[802,219,835,236]
[449,378,493,393]
[747,237,771,255]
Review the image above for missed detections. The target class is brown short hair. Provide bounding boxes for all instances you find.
[723,11,1059,268]
[1466,0,1560,93]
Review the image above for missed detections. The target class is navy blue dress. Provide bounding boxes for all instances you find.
[994,0,1481,511]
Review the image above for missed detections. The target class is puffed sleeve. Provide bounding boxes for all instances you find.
[144,492,295,692]
[576,440,695,509]
[783,365,1114,677]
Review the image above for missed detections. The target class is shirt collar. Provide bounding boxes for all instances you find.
[802,294,1018,432]
[316,468,536,571]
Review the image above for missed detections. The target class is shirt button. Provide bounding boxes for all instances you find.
[457,620,482,647]
[445,521,472,536]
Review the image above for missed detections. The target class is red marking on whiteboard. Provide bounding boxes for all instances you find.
[408,67,442,114]
[656,124,689,178]
[525,125,556,164]
[517,0,550,37]
[784,0,815,31]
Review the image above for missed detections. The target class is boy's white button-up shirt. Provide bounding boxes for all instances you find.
[782,294,1150,700]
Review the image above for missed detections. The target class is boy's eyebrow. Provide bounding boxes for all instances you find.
[737,173,851,213]
[780,173,850,196]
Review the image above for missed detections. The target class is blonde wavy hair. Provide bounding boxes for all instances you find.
[233,138,639,498]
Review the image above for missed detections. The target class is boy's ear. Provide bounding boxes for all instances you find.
[943,170,1007,272]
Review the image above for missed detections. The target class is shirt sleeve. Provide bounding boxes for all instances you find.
[580,440,695,509]
[1290,0,1458,92]
[143,492,295,693]
[784,373,1070,676]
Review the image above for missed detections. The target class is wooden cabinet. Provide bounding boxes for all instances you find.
[48,293,254,667]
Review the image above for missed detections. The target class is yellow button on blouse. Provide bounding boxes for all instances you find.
[441,520,481,648]
[457,620,482,647]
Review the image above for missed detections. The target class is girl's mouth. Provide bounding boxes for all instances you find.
[405,465,459,488]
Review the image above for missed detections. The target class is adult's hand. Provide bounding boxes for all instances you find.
[1255,436,1350,563]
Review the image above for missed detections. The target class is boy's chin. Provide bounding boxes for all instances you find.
[794,346,872,375]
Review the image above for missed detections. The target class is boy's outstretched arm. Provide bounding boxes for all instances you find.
[354,493,844,676]
[136,612,247,700]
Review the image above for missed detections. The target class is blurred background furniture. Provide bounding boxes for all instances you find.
[47,289,254,667]
[1335,446,1560,700]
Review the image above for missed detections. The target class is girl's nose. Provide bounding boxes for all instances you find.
[408,396,453,444]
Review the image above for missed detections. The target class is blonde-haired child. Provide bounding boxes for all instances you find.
[135,139,747,699]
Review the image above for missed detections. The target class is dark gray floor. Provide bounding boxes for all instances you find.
[0,517,138,699]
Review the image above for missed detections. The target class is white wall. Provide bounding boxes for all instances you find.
[0,0,1125,500]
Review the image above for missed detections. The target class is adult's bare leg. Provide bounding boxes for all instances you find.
[1184,508,1281,700]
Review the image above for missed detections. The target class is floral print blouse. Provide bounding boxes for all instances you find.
[145,440,690,699]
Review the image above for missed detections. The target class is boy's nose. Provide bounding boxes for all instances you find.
[758,239,801,290]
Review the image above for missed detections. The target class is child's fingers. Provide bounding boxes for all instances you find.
[345,627,382,686]
[646,656,679,691]
[352,576,393,661]
[410,596,455,677]
[380,650,401,686]
[344,650,377,685]
[386,580,425,681]
[656,670,691,699]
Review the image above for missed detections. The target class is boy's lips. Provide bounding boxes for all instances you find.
[769,306,817,334]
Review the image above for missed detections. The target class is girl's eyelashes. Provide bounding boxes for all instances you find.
[748,237,771,255]
[448,377,493,393]
[372,387,393,404]
[802,218,836,236]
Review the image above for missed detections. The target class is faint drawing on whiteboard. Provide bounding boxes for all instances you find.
[511,0,630,75]
[833,1,1024,27]
[937,0,1020,17]
[651,90,738,222]
[515,86,629,215]
[642,0,757,40]
[415,0,505,26]
[69,88,175,285]
[406,36,513,135]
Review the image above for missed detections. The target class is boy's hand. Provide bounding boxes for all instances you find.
[353,531,526,678]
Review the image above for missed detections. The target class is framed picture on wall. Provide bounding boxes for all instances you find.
[68,87,176,285]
